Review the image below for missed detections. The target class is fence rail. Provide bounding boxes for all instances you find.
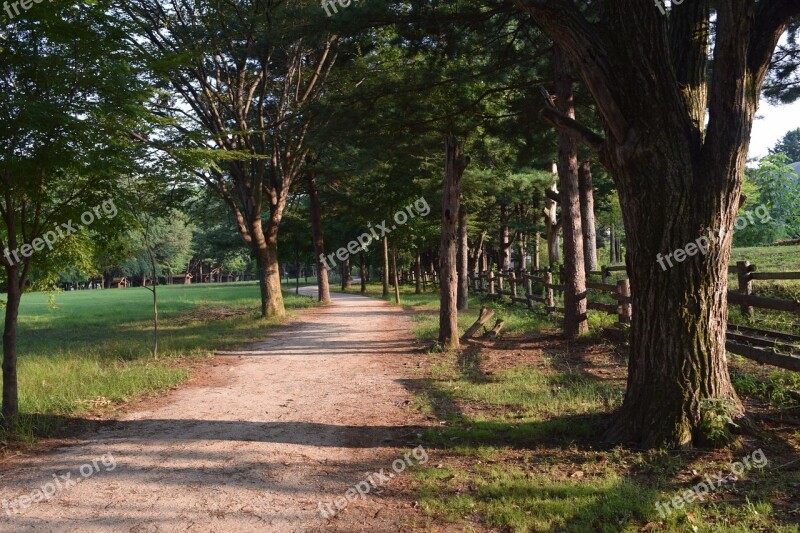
[468,260,800,372]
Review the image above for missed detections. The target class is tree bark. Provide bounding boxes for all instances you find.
[1,265,21,432]
[554,46,589,339]
[499,205,512,271]
[545,166,561,266]
[508,0,800,447]
[438,135,470,349]
[533,232,541,271]
[308,171,331,304]
[579,161,598,272]
[457,203,469,311]
[382,236,389,298]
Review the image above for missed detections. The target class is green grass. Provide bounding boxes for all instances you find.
[2,282,317,441]
[349,271,798,532]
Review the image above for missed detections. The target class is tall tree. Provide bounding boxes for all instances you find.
[552,46,588,338]
[124,0,338,318]
[438,136,470,350]
[513,0,800,447]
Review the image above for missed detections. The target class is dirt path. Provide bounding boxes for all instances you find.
[0,289,429,532]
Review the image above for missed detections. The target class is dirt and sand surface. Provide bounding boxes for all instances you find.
[0,288,433,532]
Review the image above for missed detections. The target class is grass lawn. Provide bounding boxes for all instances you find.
[344,272,800,532]
[1,281,317,443]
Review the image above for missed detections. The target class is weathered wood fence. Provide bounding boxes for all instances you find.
[468,261,800,372]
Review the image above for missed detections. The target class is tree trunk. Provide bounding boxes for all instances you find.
[382,236,389,298]
[438,135,469,349]
[415,253,422,294]
[545,167,561,266]
[554,46,589,339]
[579,161,598,272]
[499,205,512,270]
[341,257,351,290]
[295,260,300,295]
[392,247,401,304]
[533,232,541,271]
[519,232,527,271]
[308,171,331,304]
[360,254,367,294]
[506,0,792,447]
[1,266,21,432]
[457,203,469,311]
[263,237,285,318]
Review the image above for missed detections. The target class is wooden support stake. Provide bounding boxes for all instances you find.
[461,306,495,340]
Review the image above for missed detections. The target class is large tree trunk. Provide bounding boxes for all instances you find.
[456,203,469,311]
[438,136,469,349]
[579,161,598,272]
[263,237,285,318]
[554,46,588,339]
[308,171,331,304]
[1,266,21,432]
[509,0,797,447]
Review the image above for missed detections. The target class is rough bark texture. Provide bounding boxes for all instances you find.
[438,136,469,349]
[308,171,331,304]
[554,46,589,339]
[513,0,800,447]
[457,203,469,311]
[579,161,598,272]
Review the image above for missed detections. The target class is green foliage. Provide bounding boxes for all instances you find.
[735,154,800,245]
[698,398,738,446]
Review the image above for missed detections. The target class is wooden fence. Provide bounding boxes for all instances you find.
[468,260,800,372]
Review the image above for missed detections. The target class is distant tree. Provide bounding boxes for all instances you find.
[769,128,800,162]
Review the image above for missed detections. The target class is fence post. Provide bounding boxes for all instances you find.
[736,261,754,317]
[545,272,555,313]
[497,270,504,297]
[488,270,495,296]
[617,279,632,325]
[601,265,609,284]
